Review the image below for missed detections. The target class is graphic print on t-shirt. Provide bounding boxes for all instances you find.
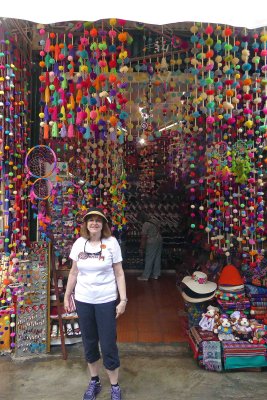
[78,251,101,260]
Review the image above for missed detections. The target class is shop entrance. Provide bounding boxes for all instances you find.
[118,138,190,343]
[117,274,187,343]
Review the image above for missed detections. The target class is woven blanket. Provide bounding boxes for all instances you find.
[245,284,267,296]
[188,327,219,370]
[250,301,267,307]
[215,290,245,301]
[222,341,267,359]
[217,298,251,310]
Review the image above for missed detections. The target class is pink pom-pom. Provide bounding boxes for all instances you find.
[39,29,46,35]
[227,117,236,124]
[90,111,98,120]
[108,30,117,39]
[206,116,215,124]
[118,19,126,26]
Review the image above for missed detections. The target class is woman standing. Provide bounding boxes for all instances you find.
[64,207,127,400]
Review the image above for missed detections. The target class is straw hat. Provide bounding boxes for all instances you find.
[182,271,217,294]
[83,207,108,223]
[181,288,216,304]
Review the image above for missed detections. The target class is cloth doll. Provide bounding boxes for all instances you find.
[199,305,219,331]
[214,315,235,341]
[233,315,253,342]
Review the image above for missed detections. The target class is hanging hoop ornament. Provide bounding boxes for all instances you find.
[25,145,57,178]
[30,178,53,200]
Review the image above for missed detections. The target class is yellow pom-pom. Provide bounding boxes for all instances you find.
[109,18,117,27]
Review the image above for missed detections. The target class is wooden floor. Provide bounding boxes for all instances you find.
[117,273,187,343]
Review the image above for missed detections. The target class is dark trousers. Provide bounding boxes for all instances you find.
[75,299,120,371]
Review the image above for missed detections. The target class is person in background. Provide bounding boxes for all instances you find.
[137,211,163,281]
[64,207,127,400]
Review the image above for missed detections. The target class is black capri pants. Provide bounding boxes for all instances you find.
[75,299,120,371]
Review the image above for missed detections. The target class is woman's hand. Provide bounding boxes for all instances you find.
[64,295,73,313]
[116,301,127,319]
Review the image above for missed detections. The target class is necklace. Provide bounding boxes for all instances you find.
[89,240,101,247]
[83,239,104,260]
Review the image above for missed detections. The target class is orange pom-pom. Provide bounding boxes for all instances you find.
[99,105,107,113]
[226,89,234,97]
[109,74,117,84]
[118,32,127,42]
[90,28,98,38]
[109,116,118,126]
[243,78,252,85]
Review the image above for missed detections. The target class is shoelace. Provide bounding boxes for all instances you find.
[86,381,98,395]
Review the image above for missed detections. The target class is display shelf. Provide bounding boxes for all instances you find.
[50,336,82,346]
[50,315,79,320]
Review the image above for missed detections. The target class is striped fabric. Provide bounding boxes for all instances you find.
[223,341,267,358]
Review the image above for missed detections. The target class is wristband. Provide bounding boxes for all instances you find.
[120,298,128,303]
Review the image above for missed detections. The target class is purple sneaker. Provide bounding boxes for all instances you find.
[111,385,122,400]
[83,380,102,400]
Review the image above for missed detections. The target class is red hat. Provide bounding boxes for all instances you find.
[218,264,244,286]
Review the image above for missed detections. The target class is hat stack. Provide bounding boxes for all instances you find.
[215,265,250,316]
[181,271,217,303]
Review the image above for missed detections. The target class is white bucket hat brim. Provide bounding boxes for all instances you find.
[182,271,217,294]
[181,290,216,304]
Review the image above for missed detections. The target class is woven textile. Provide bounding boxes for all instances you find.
[188,326,220,370]
[185,302,208,328]
[222,341,267,369]
[217,298,251,310]
[222,341,267,358]
[203,341,222,371]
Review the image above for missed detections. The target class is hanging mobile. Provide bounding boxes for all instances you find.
[25,145,57,178]
[30,178,54,201]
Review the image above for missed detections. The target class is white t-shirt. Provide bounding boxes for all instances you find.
[69,236,122,304]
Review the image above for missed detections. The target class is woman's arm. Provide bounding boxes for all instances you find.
[64,260,78,312]
[113,262,127,318]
